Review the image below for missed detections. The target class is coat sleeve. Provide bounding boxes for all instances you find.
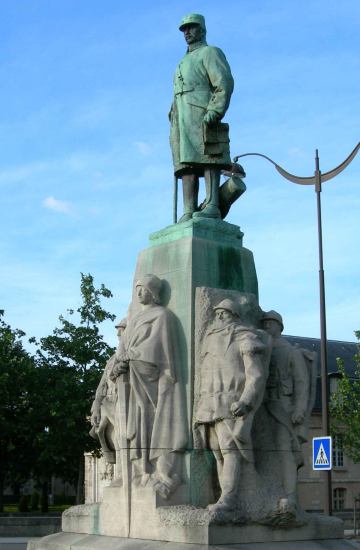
[291,347,310,416]
[202,46,234,117]
[239,339,267,409]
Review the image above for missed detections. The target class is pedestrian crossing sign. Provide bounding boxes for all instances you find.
[312,436,332,470]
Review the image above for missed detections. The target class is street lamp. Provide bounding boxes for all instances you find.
[233,142,360,516]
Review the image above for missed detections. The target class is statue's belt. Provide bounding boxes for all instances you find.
[174,87,209,96]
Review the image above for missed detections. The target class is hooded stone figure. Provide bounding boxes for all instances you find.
[110,274,188,498]
[170,13,234,222]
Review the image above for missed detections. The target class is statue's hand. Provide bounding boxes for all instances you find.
[231,400,251,417]
[203,110,220,126]
[91,406,101,427]
[109,361,129,382]
[292,410,305,424]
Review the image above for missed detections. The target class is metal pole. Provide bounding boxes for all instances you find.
[315,149,332,516]
[354,499,357,536]
[173,175,178,224]
[234,144,359,515]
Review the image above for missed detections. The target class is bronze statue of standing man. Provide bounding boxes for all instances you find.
[170,14,234,222]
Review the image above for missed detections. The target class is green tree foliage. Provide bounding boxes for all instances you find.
[0,310,36,512]
[36,273,116,504]
[330,330,360,464]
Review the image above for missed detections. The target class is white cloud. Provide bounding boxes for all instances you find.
[0,161,51,185]
[42,196,73,214]
[134,141,152,156]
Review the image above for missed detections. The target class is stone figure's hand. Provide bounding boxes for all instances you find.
[109,361,128,382]
[91,407,101,427]
[231,400,251,417]
[203,110,220,126]
[292,410,305,424]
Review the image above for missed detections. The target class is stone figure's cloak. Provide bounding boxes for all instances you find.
[120,306,187,469]
[170,42,234,175]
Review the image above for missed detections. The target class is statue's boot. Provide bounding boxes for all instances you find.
[178,175,199,223]
[102,450,116,464]
[279,493,297,514]
[208,453,241,512]
[193,168,221,219]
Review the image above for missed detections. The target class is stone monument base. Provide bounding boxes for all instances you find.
[28,513,344,549]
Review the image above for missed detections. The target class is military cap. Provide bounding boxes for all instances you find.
[213,298,240,317]
[179,13,206,32]
[262,310,284,331]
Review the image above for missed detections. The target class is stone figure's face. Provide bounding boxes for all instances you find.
[263,319,282,338]
[136,284,153,305]
[215,308,234,327]
[117,325,125,340]
[182,23,203,45]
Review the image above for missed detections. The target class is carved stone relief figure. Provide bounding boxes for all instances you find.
[262,310,316,517]
[110,274,188,499]
[194,295,271,513]
[89,318,127,464]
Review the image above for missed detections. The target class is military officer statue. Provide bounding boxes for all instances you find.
[170,13,234,222]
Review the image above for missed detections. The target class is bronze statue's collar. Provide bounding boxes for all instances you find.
[187,40,207,52]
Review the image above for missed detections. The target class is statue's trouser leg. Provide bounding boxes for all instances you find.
[178,174,199,223]
[217,451,241,508]
[209,421,241,509]
[278,428,297,503]
[193,167,221,219]
[208,424,224,480]
[98,418,116,464]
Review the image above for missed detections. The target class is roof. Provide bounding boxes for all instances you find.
[283,335,358,412]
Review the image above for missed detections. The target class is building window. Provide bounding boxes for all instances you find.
[333,487,346,511]
[333,434,344,468]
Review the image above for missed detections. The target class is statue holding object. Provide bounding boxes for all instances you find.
[170,13,238,222]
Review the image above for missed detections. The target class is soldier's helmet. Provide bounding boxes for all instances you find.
[136,274,162,305]
[115,317,127,330]
[262,310,284,331]
[213,298,240,317]
[179,13,206,33]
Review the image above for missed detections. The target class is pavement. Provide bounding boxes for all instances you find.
[1,536,360,550]
[0,539,38,550]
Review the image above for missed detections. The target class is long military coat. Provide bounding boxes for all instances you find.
[194,322,271,461]
[170,41,234,176]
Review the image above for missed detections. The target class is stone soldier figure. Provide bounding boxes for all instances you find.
[194,298,271,512]
[262,310,312,514]
[90,318,127,464]
[170,13,234,222]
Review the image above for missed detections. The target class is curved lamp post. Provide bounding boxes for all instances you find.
[233,142,360,516]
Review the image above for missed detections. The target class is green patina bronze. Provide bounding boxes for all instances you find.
[169,13,235,222]
[170,44,234,173]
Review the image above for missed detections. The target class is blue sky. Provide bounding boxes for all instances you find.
[1,0,359,348]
